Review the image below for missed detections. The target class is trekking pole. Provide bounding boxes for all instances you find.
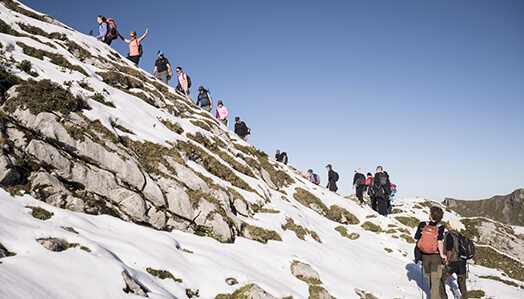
[420,264,424,299]
[447,272,459,299]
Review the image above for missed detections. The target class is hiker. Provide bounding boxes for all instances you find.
[300,169,320,185]
[94,15,112,45]
[352,168,366,204]
[440,219,468,299]
[414,206,446,299]
[371,166,391,216]
[281,152,288,165]
[152,51,173,85]
[274,150,283,162]
[234,116,250,141]
[326,164,338,192]
[215,100,228,126]
[119,28,148,65]
[176,67,190,95]
[365,172,377,211]
[196,86,213,112]
[390,183,397,203]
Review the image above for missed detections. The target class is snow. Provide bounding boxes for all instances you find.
[1,1,523,298]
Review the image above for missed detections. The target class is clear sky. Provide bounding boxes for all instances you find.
[17,0,524,201]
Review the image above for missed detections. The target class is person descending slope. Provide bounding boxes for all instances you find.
[274,150,283,162]
[326,164,339,192]
[234,116,250,141]
[281,152,288,165]
[353,168,366,204]
[371,166,391,216]
[176,67,191,95]
[365,172,376,211]
[440,219,469,299]
[119,28,149,65]
[197,86,213,112]
[414,206,446,299]
[152,50,173,85]
[94,15,113,45]
[215,100,229,126]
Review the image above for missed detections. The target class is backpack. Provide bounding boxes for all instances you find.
[355,176,365,186]
[138,43,143,57]
[333,171,339,182]
[379,174,388,186]
[417,223,440,254]
[186,74,192,88]
[312,174,320,185]
[458,234,475,260]
[106,18,118,40]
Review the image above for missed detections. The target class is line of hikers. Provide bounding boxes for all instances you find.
[93,15,252,142]
[414,206,474,299]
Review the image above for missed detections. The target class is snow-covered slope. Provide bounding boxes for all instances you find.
[1,1,523,298]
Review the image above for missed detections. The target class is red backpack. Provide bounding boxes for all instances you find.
[417,223,439,254]
[106,18,118,40]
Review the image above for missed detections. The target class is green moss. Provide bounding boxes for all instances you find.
[215,284,255,299]
[80,246,91,252]
[121,137,181,177]
[260,208,280,214]
[158,117,184,134]
[243,223,282,244]
[467,290,485,298]
[89,93,115,108]
[0,19,23,36]
[96,70,144,90]
[26,206,54,220]
[308,285,331,299]
[335,226,360,240]
[394,216,420,228]
[0,64,21,101]
[361,221,382,233]
[282,218,321,243]
[400,234,416,243]
[293,187,328,214]
[65,125,86,141]
[146,267,182,283]
[326,205,360,225]
[384,248,393,253]
[18,60,38,77]
[66,41,92,61]
[473,246,524,282]
[16,42,87,76]
[4,79,90,115]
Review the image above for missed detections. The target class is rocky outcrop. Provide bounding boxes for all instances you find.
[122,270,148,297]
[444,189,524,226]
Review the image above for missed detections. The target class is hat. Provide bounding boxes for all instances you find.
[276,149,280,153]
[355,168,362,173]
[198,86,204,91]
[217,100,223,105]
[157,50,164,55]
[307,169,313,173]
[448,219,462,231]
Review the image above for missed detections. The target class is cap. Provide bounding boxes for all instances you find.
[276,149,280,153]
[198,86,204,91]
[157,50,164,55]
[217,100,223,105]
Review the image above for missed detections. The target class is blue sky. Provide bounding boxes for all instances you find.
[19,0,524,201]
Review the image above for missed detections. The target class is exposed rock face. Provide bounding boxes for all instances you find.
[291,260,321,282]
[241,284,276,299]
[443,189,524,226]
[37,238,68,252]
[122,270,148,297]
[472,219,524,261]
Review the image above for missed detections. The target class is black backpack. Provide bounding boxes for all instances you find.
[458,234,475,260]
[333,171,339,182]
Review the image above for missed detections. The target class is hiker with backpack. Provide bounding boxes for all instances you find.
[371,166,391,216]
[94,15,117,46]
[326,164,338,192]
[197,86,213,112]
[281,152,288,165]
[152,50,173,85]
[352,168,366,204]
[414,206,447,299]
[234,116,250,141]
[300,169,320,185]
[440,219,469,299]
[365,173,377,211]
[119,28,148,65]
[275,150,283,162]
[215,100,229,126]
[176,67,190,95]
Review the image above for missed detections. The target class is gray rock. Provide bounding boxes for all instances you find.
[204,212,233,243]
[0,155,20,185]
[26,140,72,178]
[114,189,146,222]
[30,172,81,211]
[242,284,277,299]
[142,175,166,207]
[168,159,210,192]
[291,261,321,282]
[165,184,194,220]
[70,163,118,198]
[225,277,238,286]
[122,270,148,297]
[37,238,68,252]
[146,204,166,230]
[5,127,27,149]
[260,168,277,190]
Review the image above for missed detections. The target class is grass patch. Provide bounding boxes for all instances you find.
[2,0,48,22]
[26,206,54,220]
[293,187,328,214]
[361,221,382,233]
[66,41,92,61]
[355,288,379,299]
[89,92,115,108]
[384,247,393,253]
[394,216,420,228]
[16,42,88,76]
[18,59,38,77]
[309,285,330,299]
[479,275,523,289]
[243,223,282,244]
[335,226,360,240]
[190,120,212,131]
[468,290,485,298]
[400,233,416,243]
[110,120,134,134]
[260,208,280,214]
[290,260,322,285]
[282,218,321,243]
[158,117,184,134]
[326,205,360,225]
[96,70,143,90]
[65,125,86,141]
[121,137,181,177]
[0,243,16,257]
[61,226,79,234]
[146,267,182,283]
[4,79,90,115]
[18,22,64,40]
[215,284,256,299]
[0,63,21,101]
[473,246,524,282]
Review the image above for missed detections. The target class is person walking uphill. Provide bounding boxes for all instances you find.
[440,219,469,299]
[234,116,250,141]
[196,86,213,112]
[215,100,229,126]
[371,166,391,216]
[353,168,366,204]
[414,206,446,299]
[152,51,172,85]
[119,28,148,65]
[326,164,339,192]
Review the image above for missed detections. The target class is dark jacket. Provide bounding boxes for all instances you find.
[275,153,283,162]
[234,121,248,137]
[353,173,365,186]
[281,152,288,164]
[372,172,391,199]
[197,91,211,107]
[155,57,170,73]
[327,169,338,192]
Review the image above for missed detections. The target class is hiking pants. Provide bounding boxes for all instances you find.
[201,105,212,112]
[356,186,364,203]
[370,195,377,211]
[219,118,229,127]
[377,196,388,216]
[440,264,468,299]
[422,254,444,299]
[156,71,168,84]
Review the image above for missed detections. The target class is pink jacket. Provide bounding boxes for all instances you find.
[216,106,229,119]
